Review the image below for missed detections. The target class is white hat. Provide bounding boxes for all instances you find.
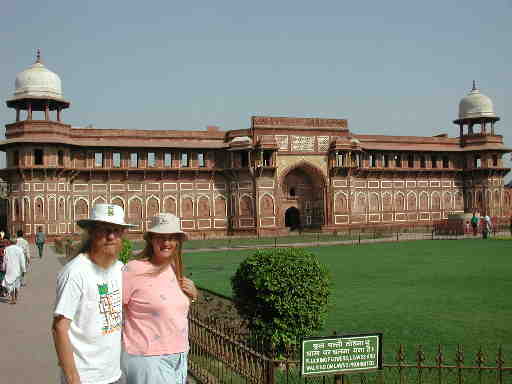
[77,204,135,229]
[147,213,186,238]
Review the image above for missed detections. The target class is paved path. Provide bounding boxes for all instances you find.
[1,244,62,383]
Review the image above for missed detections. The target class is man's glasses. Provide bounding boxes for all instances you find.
[93,225,125,237]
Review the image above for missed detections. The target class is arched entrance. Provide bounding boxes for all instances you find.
[285,206,301,230]
[279,162,326,229]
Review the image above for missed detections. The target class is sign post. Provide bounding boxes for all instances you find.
[301,333,382,377]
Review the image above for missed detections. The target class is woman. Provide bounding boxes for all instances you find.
[122,213,198,384]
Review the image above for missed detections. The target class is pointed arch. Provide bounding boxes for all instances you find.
[110,196,126,212]
[197,195,211,217]
[23,197,31,221]
[181,196,195,219]
[442,191,452,210]
[74,198,89,222]
[163,196,177,215]
[431,192,441,210]
[394,192,405,211]
[259,193,275,216]
[146,195,160,218]
[407,191,417,211]
[239,194,253,217]
[34,196,45,220]
[214,195,227,217]
[334,191,349,214]
[57,197,66,221]
[419,192,429,211]
[382,192,392,211]
[369,192,380,212]
[92,195,107,206]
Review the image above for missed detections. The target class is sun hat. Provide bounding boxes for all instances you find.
[77,203,135,229]
[147,213,187,239]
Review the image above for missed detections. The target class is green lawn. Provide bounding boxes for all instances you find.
[183,239,512,362]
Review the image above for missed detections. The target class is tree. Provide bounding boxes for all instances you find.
[231,247,330,356]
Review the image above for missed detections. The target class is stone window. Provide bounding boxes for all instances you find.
[58,150,64,166]
[164,152,172,167]
[408,154,414,168]
[493,155,498,167]
[181,152,189,167]
[130,153,139,168]
[431,155,437,168]
[148,152,156,167]
[198,152,205,167]
[263,151,273,166]
[94,152,103,167]
[383,154,389,168]
[420,156,426,168]
[442,156,449,169]
[34,149,44,165]
[370,154,376,168]
[474,155,481,168]
[113,152,121,168]
[395,154,401,168]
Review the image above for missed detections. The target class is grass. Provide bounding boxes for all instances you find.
[183,239,512,363]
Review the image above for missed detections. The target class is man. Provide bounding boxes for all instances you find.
[470,213,479,237]
[483,215,492,239]
[1,234,25,304]
[35,226,45,258]
[52,204,133,384]
[16,230,30,286]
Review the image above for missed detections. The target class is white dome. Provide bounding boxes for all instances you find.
[458,86,496,119]
[13,60,63,100]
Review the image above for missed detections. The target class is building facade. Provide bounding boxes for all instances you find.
[1,56,511,240]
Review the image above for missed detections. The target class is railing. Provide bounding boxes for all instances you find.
[188,308,512,384]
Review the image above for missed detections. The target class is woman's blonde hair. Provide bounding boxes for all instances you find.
[137,232,184,277]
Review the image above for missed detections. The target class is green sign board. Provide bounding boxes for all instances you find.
[301,333,382,376]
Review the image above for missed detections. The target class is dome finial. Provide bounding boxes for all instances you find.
[35,48,41,63]
[472,80,477,91]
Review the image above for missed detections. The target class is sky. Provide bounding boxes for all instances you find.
[1,1,511,172]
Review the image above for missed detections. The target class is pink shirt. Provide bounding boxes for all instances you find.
[122,259,190,355]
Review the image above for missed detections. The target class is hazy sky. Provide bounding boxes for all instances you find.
[1,1,511,171]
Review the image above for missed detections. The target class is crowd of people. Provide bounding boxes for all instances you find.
[0,229,33,304]
[52,204,197,384]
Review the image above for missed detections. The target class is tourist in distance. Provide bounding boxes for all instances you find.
[16,230,30,286]
[122,213,198,384]
[52,204,132,384]
[1,234,25,304]
[483,214,492,239]
[470,213,479,236]
[35,226,46,258]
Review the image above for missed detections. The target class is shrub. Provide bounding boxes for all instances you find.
[231,247,330,356]
[118,238,134,264]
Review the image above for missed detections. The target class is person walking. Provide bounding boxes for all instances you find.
[16,230,30,286]
[470,213,479,237]
[52,204,133,384]
[483,215,492,239]
[35,227,45,259]
[1,234,25,304]
[122,213,197,384]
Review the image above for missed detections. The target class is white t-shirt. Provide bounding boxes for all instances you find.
[16,238,30,267]
[54,253,123,384]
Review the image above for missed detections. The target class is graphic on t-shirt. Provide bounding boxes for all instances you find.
[97,282,122,335]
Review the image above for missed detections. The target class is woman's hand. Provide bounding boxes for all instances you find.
[180,277,198,302]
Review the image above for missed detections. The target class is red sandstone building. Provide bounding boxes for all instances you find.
[1,55,510,240]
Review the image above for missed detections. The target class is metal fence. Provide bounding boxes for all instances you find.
[188,311,511,384]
